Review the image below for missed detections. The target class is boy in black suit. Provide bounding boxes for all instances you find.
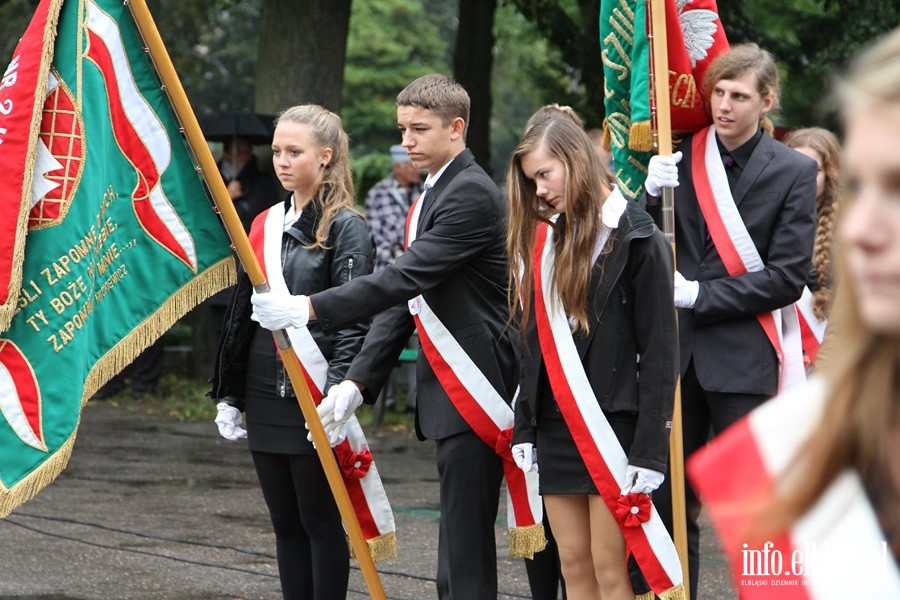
[643,44,818,599]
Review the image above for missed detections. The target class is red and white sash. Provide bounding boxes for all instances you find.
[796,287,827,366]
[250,204,397,562]
[532,221,684,599]
[403,191,546,558]
[692,126,806,392]
[688,378,900,598]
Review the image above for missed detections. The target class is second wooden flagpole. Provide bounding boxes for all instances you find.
[125,1,387,597]
[648,0,691,597]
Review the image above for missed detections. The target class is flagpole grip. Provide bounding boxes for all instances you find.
[125,3,387,598]
[648,0,690,597]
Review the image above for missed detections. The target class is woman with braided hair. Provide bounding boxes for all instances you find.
[783,127,842,323]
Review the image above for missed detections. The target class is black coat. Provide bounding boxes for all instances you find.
[210,195,374,406]
[646,131,817,396]
[310,149,518,441]
[513,202,678,473]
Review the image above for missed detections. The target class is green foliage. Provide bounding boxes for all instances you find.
[719,0,900,128]
[99,373,215,422]
[342,0,448,157]
[351,152,393,206]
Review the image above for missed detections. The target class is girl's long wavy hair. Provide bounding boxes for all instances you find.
[275,104,357,249]
[755,28,900,556]
[783,127,843,321]
[505,117,615,336]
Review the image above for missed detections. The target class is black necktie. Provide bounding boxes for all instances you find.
[722,153,735,169]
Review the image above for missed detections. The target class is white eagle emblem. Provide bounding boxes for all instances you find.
[677,0,719,68]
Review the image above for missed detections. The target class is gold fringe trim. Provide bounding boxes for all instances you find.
[634,592,655,600]
[628,120,654,152]
[658,583,686,600]
[508,523,548,559]
[0,0,65,335]
[82,257,235,401]
[2,257,235,518]
[1,427,76,518]
[347,531,398,564]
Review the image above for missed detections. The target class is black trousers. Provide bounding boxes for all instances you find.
[252,451,349,600]
[434,431,504,600]
[654,359,769,600]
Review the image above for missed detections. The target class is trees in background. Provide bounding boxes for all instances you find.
[2,0,898,177]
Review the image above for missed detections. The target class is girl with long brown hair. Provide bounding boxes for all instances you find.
[507,115,680,599]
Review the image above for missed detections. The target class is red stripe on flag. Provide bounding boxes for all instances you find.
[85,30,191,268]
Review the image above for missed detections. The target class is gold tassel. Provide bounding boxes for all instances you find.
[347,531,398,564]
[634,592,655,600]
[367,531,397,564]
[602,118,612,151]
[508,523,548,559]
[658,583,686,600]
[628,120,654,152]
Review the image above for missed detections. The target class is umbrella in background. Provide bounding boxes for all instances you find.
[196,111,276,145]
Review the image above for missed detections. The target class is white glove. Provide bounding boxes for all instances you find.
[214,402,247,441]
[645,151,682,197]
[621,465,665,495]
[250,291,310,330]
[511,442,538,473]
[674,270,699,309]
[312,381,364,447]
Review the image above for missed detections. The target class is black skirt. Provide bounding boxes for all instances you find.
[244,326,316,455]
[535,374,636,495]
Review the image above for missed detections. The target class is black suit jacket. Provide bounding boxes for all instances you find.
[648,130,817,396]
[311,149,517,440]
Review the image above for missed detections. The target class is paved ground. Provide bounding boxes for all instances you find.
[0,400,737,599]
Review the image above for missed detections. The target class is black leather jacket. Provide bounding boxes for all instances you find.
[210,194,374,406]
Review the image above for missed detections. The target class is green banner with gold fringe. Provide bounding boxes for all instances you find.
[0,0,235,517]
[601,0,654,200]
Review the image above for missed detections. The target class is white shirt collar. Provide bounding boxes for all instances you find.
[423,157,455,190]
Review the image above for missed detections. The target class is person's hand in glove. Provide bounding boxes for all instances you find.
[674,270,699,309]
[511,442,538,473]
[645,151,683,197]
[250,291,310,330]
[312,381,364,447]
[215,402,247,441]
[620,465,665,495]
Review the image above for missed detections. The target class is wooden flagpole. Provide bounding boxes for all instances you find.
[647,0,690,597]
[125,2,387,598]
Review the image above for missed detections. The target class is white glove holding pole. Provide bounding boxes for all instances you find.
[511,442,538,473]
[250,291,310,330]
[645,151,682,197]
[621,465,665,495]
[214,402,247,441]
[674,270,700,309]
[311,381,364,447]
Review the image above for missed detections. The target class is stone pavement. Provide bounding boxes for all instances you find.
[0,400,737,599]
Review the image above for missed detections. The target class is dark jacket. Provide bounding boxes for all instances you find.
[310,149,517,441]
[645,130,816,396]
[210,194,374,406]
[513,202,678,473]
